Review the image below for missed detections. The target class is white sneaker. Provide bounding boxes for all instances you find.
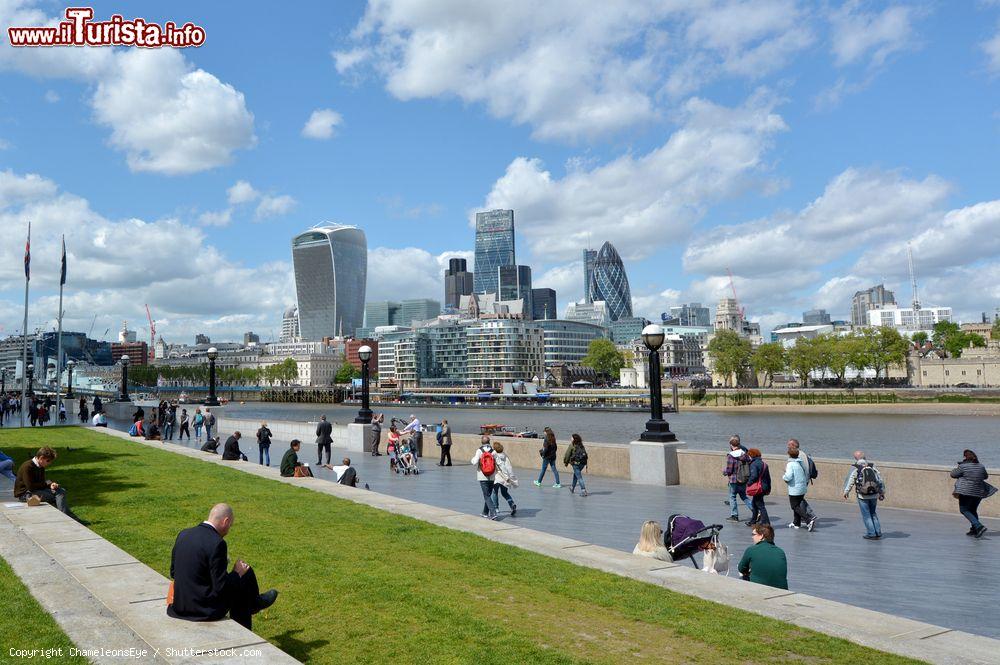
[807,518,816,532]
[787,522,800,529]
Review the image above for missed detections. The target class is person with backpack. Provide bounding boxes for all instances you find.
[204,408,216,441]
[490,441,518,516]
[843,450,885,540]
[471,435,498,519]
[782,447,816,532]
[534,427,561,488]
[786,438,817,523]
[950,449,996,538]
[563,433,589,496]
[256,422,273,466]
[723,436,753,522]
[193,408,205,442]
[745,448,771,526]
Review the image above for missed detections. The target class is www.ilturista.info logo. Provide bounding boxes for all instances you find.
[7,7,206,48]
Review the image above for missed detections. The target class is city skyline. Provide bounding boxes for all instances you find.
[2,1,1000,343]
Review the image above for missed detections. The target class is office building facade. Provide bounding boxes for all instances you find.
[498,265,532,318]
[473,209,515,295]
[851,284,896,327]
[292,224,367,340]
[280,306,299,343]
[609,316,650,343]
[583,249,597,304]
[565,300,609,328]
[588,242,633,321]
[531,319,606,365]
[531,288,557,321]
[444,258,474,309]
[400,299,441,326]
[365,301,400,328]
[868,304,952,331]
[669,303,711,327]
[802,309,831,325]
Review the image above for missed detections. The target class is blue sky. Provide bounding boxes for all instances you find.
[1,0,999,343]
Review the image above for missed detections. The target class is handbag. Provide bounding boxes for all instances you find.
[746,462,766,496]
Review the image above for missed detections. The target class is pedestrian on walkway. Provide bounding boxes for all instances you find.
[632,521,671,561]
[255,422,272,467]
[193,408,204,442]
[178,409,191,440]
[535,427,561,488]
[745,448,770,526]
[204,409,216,441]
[950,449,995,538]
[78,397,89,423]
[843,450,885,540]
[370,413,383,456]
[401,414,422,457]
[490,441,518,516]
[563,433,589,496]
[783,448,816,531]
[723,436,753,522]
[471,436,498,519]
[316,415,333,465]
[163,407,176,441]
[437,419,452,466]
[738,524,787,589]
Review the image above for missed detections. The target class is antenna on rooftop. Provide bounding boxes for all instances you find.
[907,243,920,311]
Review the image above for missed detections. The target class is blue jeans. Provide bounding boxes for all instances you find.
[728,482,753,517]
[163,423,174,440]
[571,464,586,491]
[537,458,560,484]
[958,495,983,530]
[259,445,270,466]
[0,459,15,481]
[491,483,515,510]
[194,423,203,439]
[480,480,497,517]
[205,424,213,440]
[857,497,881,536]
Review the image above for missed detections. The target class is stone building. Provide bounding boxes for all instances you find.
[908,342,1000,387]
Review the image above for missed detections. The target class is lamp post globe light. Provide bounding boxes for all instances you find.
[119,355,130,402]
[354,345,373,424]
[639,324,676,442]
[204,347,220,407]
[66,360,76,399]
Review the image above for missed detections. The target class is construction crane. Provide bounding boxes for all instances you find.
[88,314,98,337]
[907,243,921,311]
[145,304,156,362]
[726,267,745,321]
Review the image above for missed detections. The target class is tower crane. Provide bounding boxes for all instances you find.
[145,304,156,362]
[726,267,745,321]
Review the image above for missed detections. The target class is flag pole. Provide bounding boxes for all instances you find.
[20,222,31,428]
[55,234,66,419]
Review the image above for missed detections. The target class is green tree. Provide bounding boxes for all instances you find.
[858,327,909,380]
[786,337,822,387]
[750,342,785,387]
[706,330,752,387]
[993,317,1000,340]
[911,331,928,346]
[335,363,360,383]
[932,321,986,357]
[581,338,625,379]
[825,334,857,385]
[279,358,298,385]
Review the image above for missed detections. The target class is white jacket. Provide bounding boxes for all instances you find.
[470,445,495,481]
[493,452,518,488]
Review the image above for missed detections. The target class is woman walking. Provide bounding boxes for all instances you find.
[256,422,273,467]
[745,448,771,526]
[438,419,453,466]
[178,409,191,441]
[491,441,518,516]
[193,408,204,442]
[782,448,815,531]
[951,449,996,538]
[534,426,561,488]
[563,433,589,496]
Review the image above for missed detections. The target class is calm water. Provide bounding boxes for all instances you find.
[193,402,1000,466]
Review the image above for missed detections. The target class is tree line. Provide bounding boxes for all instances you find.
[127,358,300,388]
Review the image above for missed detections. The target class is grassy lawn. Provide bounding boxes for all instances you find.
[0,428,923,664]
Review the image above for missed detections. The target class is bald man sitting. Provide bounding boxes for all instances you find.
[167,503,278,630]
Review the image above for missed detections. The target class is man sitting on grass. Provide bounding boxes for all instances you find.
[167,503,278,630]
[280,439,311,477]
[13,446,69,514]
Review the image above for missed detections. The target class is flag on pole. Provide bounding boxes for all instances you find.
[24,222,31,281]
[60,235,67,285]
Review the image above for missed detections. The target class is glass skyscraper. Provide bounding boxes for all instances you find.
[444,258,474,309]
[589,241,633,321]
[473,209,515,295]
[498,264,532,317]
[292,224,367,340]
[583,249,597,304]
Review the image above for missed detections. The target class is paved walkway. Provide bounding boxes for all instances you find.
[131,425,1000,640]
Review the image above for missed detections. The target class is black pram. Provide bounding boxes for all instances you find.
[664,514,723,569]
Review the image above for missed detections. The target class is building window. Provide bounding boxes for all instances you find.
[945,370,949,376]
[922,371,926,376]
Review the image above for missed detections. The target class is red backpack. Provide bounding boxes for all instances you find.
[478,449,496,475]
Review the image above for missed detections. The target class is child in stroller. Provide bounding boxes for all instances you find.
[663,514,726,572]
[387,432,420,475]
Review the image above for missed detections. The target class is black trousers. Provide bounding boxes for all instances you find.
[317,442,331,465]
[439,444,452,466]
[788,495,811,526]
[228,567,261,629]
[750,494,769,525]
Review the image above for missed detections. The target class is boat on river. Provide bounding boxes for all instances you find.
[480,423,539,438]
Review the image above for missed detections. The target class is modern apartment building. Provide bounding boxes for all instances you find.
[851,284,896,327]
[466,319,544,388]
[292,224,367,340]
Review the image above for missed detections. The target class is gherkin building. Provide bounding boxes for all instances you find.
[589,241,633,321]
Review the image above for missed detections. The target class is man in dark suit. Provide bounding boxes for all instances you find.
[167,503,277,629]
[222,431,247,461]
[315,415,333,466]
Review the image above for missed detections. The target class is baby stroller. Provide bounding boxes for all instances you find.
[663,514,724,570]
[387,439,420,475]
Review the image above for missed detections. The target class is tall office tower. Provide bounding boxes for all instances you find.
[802,308,831,325]
[473,209,515,295]
[669,302,711,327]
[292,224,367,340]
[531,288,557,320]
[444,257,474,309]
[365,301,401,328]
[588,242,633,321]
[583,249,597,304]
[498,265,533,318]
[850,284,896,327]
[400,299,441,326]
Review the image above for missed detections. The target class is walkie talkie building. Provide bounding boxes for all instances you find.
[292,224,367,340]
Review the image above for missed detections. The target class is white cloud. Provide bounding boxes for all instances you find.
[227,180,259,205]
[983,24,1000,73]
[535,262,585,310]
[255,194,297,220]
[480,93,787,262]
[631,288,683,321]
[0,138,9,150]
[336,1,810,140]
[365,248,473,303]
[43,89,59,103]
[829,2,919,68]
[301,108,343,140]
[197,209,232,227]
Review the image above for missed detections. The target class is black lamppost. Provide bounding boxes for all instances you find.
[66,360,76,398]
[26,363,34,397]
[639,324,677,442]
[119,355,130,402]
[354,345,373,424]
[204,347,220,406]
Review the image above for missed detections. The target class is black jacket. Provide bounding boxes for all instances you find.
[338,466,358,487]
[316,421,333,445]
[256,427,272,447]
[167,523,239,622]
[222,436,245,461]
[748,457,772,495]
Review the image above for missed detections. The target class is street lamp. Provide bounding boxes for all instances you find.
[204,347,220,406]
[639,324,676,442]
[66,360,76,398]
[354,345,373,424]
[119,355,130,402]
[26,363,34,397]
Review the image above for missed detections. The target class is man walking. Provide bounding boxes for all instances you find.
[316,415,333,466]
[163,406,176,441]
[843,450,885,540]
[471,436,498,520]
[723,436,753,522]
[437,419,453,466]
[204,408,216,441]
[401,414,422,457]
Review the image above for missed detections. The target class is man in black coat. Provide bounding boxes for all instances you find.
[222,431,247,461]
[167,503,277,629]
[315,415,333,466]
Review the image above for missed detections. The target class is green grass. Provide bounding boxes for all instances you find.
[0,428,923,665]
